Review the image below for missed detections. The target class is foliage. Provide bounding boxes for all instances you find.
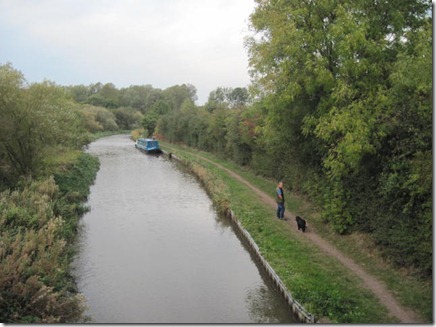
[54,153,100,201]
[142,100,171,136]
[0,64,100,322]
[0,174,98,323]
[66,82,198,114]
[368,14,431,272]
[0,65,88,185]
[244,0,431,274]
[162,84,198,111]
[66,82,199,137]
[204,86,250,111]
[130,128,145,141]
[67,82,120,108]
[112,107,143,130]
[118,84,159,113]
[157,0,432,277]
[75,104,119,133]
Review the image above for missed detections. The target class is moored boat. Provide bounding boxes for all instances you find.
[135,138,162,154]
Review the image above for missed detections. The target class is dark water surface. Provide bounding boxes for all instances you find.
[73,134,296,323]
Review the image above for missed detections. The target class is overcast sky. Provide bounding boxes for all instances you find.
[0,0,255,104]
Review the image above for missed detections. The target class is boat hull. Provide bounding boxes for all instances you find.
[135,138,162,154]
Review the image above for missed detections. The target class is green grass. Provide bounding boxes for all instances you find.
[162,141,432,323]
[162,142,399,323]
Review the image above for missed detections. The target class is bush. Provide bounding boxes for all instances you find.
[54,153,99,201]
[0,153,99,322]
[0,179,85,323]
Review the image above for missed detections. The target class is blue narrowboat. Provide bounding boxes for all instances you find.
[135,138,162,154]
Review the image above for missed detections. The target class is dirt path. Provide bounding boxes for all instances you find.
[179,150,422,323]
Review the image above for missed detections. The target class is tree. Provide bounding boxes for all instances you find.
[225,108,254,165]
[373,19,432,274]
[113,107,143,130]
[76,104,119,133]
[0,63,26,183]
[142,111,159,137]
[163,84,198,111]
[86,83,120,108]
[0,65,87,181]
[247,0,431,228]
[66,84,89,103]
[142,98,175,137]
[246,0,431,273]
[228,87,249,109]
[205,86,249,111]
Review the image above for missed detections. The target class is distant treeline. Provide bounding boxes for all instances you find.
[157,0,432,278]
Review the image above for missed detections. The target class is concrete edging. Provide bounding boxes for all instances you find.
[226,209,316,324]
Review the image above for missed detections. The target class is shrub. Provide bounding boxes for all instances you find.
[0,153,99,322]
[0,179,85,323]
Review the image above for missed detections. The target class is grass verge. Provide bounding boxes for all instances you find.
[161,141,430,323]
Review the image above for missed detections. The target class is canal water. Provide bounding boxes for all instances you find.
[73,134,296,323]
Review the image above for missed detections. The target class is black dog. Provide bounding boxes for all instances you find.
[295,216,306,232]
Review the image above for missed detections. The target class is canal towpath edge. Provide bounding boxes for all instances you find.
[162,144,423,324]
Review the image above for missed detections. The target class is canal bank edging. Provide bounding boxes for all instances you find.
[226,209,316,324]
[164,150,316,324]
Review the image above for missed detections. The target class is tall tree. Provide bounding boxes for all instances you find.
[119,85,155,112]
[205,86,249,111]
[247,0,431,230]
[86,82,120,108]
[163,84,198,111]
[0,64,86,181]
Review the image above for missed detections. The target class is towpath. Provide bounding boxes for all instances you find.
[166,146,422,323]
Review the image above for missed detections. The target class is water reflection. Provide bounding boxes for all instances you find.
[247,285,287,323]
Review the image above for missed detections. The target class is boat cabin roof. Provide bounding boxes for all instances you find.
[138,138,157,142]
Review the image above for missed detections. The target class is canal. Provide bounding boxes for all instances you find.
[73,134,297,323]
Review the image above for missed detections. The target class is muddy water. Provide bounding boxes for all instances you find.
[73,134,297,323]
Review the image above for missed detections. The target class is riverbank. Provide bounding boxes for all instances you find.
[160,141,430,323]
[0,150,99,323]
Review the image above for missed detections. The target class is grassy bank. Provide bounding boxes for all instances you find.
[0,151,99,323]
[161,141,430,323]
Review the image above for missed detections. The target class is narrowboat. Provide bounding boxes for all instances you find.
[135,138,162,154]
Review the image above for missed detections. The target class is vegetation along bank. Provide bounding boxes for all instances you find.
[0,65,102,323]
[0,152,99,322]
[158,141,430,323]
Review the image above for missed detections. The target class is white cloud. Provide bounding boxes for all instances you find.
[0,0,254,103]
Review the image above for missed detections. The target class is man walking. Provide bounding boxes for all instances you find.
[276,181,285,220]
